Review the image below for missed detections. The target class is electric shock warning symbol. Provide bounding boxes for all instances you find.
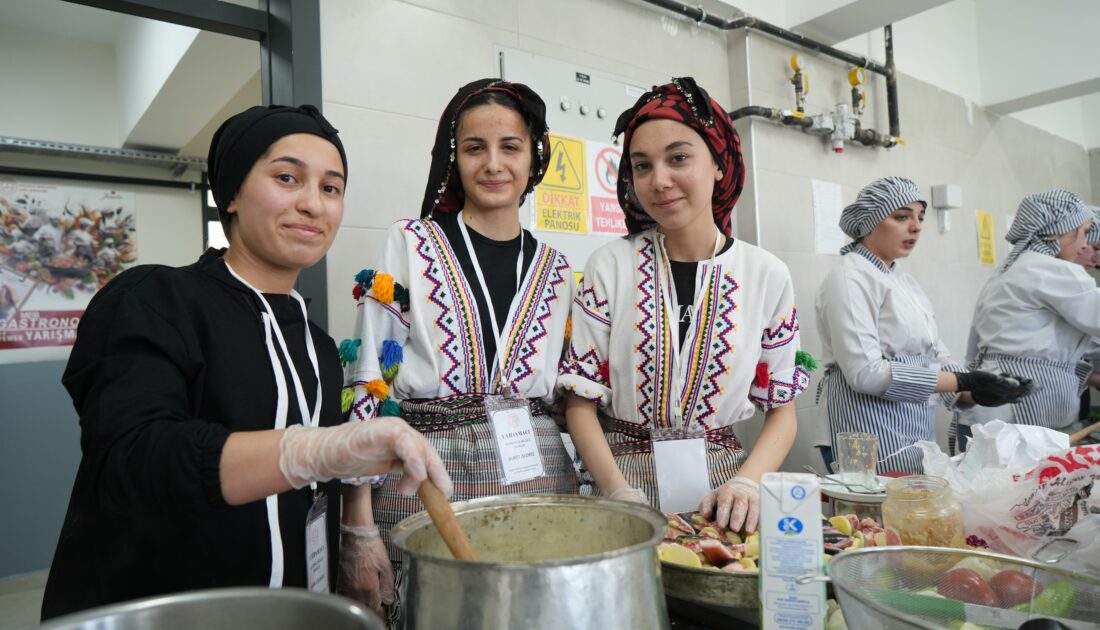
[542,136,586,193]
[535,133,588,234]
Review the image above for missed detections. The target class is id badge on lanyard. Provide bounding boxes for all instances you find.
[649,230,722,513]
[487,395,545,485]
[305,493,329,593]
[652,427,710,513]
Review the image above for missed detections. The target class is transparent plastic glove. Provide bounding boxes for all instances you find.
[279,417,453,497]
[337,524,394,613]
[699,476,760,534]
[608,486,648,504]
[955,370,1035,407]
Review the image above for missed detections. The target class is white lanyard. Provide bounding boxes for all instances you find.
[655,228,724,431]
[224,260,323,588]
[224,261,322,430]
[456,210,526,390]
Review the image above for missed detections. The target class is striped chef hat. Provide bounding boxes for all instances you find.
[839,176,926,254]
[1002,190,1094,271]
[1088,206,1100,243]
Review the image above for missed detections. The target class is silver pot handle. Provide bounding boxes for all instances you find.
[795,574,832,585]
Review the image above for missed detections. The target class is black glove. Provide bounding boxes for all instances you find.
[955,370,1035,407]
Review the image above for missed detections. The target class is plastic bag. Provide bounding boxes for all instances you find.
[918,420,1100,558]
[1054,476,1100,578]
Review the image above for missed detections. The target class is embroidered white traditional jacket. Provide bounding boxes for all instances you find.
[558,229,809,429]
[346,219,573,420]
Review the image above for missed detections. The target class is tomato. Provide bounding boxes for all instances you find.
[938,568,1000,608]
[989,570,1043,608]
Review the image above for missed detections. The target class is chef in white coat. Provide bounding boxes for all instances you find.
[956,190,1100,450]
[816,177,1032,470]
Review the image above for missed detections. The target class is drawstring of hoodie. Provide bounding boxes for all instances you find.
[224,260,322,588]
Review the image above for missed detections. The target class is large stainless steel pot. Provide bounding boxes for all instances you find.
[36,587,383,630]
[390,494,669,629]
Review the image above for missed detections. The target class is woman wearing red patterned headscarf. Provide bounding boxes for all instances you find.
[338,79,576,614]
[558,78,812,535]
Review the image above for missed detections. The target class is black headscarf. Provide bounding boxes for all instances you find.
[207,104,347,235]
[420,79,551,219]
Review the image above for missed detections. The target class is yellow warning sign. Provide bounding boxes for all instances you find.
[542,134,586,192]
[536,133,588,234]
[976,210,996,266]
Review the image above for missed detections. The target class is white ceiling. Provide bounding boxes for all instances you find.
[0,0,260,157]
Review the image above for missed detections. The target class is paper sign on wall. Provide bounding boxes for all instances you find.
[976,210,996,266]
[812,179,847,255]
[536,133,588,234]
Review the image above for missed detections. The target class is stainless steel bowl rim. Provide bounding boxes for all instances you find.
[36,587,377,629]
[826,544,1100,585]
[389,494,668,569]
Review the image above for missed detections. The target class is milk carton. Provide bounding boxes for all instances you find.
[759,472,825,630]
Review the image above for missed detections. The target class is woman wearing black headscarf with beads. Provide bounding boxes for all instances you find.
[339,79,577,612]
[41,104,451,619]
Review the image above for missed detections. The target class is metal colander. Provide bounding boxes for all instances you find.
[819,546,1100,630]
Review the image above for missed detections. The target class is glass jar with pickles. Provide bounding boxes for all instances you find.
[881,475,965,548]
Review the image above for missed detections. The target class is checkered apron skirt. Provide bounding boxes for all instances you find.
[593,416,746,508]
[373,394,577,566]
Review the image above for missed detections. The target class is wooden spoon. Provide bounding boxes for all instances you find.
[1069,419,1100,445]
[417,480,478,561]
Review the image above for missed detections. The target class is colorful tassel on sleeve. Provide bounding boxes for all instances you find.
[754,362,770,388]
[379,339,403,381]
[379,397,402,417]
[338,338,361,367]
[352,268,410,312]
[393,285,410,311]
[364,379,389,400]
[372,273,395,303]
[355,269,376,286]
[795,350,819,372]
[340,386,355,414]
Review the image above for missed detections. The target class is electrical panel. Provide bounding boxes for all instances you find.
[497,46,651,268]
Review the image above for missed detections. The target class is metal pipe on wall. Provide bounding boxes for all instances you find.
[884,24,900,139]
[637,0,902,145]
[638,0,890,76]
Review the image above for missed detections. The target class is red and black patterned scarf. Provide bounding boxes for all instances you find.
[420,78,552,219]
[613,77,745,236]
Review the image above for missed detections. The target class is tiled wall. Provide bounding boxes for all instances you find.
[319,0,1094,473]
[320,0,734,342]
[736,31,1093,472]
